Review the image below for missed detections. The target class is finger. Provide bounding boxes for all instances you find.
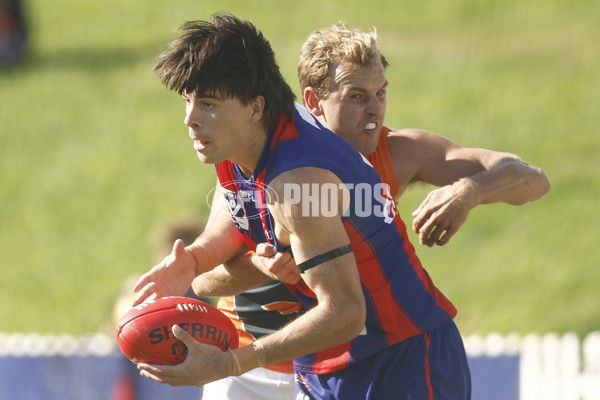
[412,213,426,236]
[436,235,449,246]
[265,252,282,273]
[412,193,430,217]
[269,251,291,269]
[412,202,432,234]
[138,361,183,385]
[139,368,164,383]
[417,215,436,245]
[266,263,286,282]
[138,362,167,376]
[172,324,193,345]
[277,264,301,285]
[173,325,221,353]
[132,271,151,293]
[172,239,187,259]
[285,270,301,285]
[131,282,158,307]
[269,253,300,284]
[256,242,277,257]
[425,225,446,247]
[281,257,301,284]
[436,226,457,246]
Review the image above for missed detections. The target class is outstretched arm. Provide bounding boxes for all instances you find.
[191,253,271,297]
[192,243,300,297]
[191,194,301,298]
[388,128,550,246]
[132,183,247,305]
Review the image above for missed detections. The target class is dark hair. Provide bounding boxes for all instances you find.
[154,13,296,132]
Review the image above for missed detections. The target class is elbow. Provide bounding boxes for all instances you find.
[538,171,551,197]
[191,275,211,297]
[349,309,367,339]
[334,297,367,342]
[509,163,551,205]
[527,168,551,202]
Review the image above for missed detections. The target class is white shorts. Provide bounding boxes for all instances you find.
[202,367,295,400]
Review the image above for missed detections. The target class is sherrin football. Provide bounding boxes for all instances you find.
[117,296,239,365]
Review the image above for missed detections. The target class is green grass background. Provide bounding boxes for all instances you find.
[1,0,598,336]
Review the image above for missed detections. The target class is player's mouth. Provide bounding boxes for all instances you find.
[193,139,211,151]
[364,121,378,132]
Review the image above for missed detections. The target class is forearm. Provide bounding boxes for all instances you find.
[186,183,248,276]
[230,296,364,373]
[459,159,550,206]
[192,252,273,297]
[184,228,246,276]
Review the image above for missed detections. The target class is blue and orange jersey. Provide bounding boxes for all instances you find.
[215,104,456,375]
[214,125,399,374]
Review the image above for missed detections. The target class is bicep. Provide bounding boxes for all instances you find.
[270,169,364,307]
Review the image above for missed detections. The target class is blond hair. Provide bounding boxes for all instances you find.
[297,21,388,99]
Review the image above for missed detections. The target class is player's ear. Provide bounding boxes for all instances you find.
[250,95,265,122]
[303,87,324,117]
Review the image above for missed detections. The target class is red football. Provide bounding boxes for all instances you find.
[117,296,239,365]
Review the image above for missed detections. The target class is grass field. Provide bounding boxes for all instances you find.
[1,0,598,336]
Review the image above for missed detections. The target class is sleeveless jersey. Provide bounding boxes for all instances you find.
[215,104,456,375]
[366,126,399,201]
[214,125,400,374]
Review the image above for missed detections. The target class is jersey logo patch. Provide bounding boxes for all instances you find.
[223,189,250,233]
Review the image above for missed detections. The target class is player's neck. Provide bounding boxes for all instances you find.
[231,127,269,179]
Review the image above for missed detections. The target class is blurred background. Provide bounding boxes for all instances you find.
[1,0,598,341]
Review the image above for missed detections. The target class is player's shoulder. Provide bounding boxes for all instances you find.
[386,127,453,143]
[269,166,343,191]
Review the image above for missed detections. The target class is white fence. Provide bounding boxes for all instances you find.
[464,332,600,400]
[0,332,117,357]
[0,331,599,399]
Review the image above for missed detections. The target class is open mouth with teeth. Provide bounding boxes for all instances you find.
[365,122,377,130]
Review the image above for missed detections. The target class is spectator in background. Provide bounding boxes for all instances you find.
[0,0,27,67]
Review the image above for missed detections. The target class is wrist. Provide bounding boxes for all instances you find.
[185,248,200,277]
[227,340,266,376]
[455,177,481,209]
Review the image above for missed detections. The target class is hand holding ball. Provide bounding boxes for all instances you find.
[117,297,239,365]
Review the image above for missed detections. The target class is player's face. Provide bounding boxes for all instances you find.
[183,91,265,172]
[317,62,388,157]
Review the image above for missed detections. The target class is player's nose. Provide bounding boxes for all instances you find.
[365,95,384,116]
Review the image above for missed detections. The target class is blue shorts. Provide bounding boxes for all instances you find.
[294,321,471,400]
